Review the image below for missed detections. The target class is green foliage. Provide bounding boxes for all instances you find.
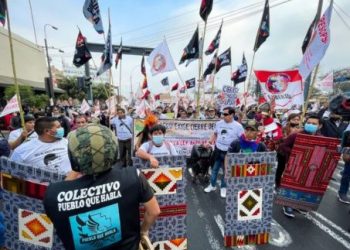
[57,76,86,101]
[4,85,33,104]
[4,85,49,109]
[92,83,110,101]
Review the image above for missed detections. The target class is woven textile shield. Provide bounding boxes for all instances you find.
[275,134,341,211]
[224,152,277,247]
[0,157,65,249]
[133,156,187,250]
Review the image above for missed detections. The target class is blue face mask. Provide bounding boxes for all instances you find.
[152,135,164,145]
[304,123,318,134]
[55,127,65,139]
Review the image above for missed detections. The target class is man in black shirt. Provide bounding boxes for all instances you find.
[43,124,160,250]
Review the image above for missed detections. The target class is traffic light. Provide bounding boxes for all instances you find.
[77,77,92,91]
[77,77,85,91]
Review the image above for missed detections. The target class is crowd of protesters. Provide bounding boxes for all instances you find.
[0,96,349,248]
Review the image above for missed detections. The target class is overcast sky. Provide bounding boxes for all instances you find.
[5,0,350,97]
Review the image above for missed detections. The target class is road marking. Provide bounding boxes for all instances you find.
[328,185,338,193]
[330,180,340,187]
[311,212,350,240]
[204,224,223,250]
[269,219,293,247]
[213,214,225,237]
[305,213,350,249]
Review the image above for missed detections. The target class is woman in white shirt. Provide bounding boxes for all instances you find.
[136,124,178,168]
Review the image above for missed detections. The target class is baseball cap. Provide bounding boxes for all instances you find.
[241,119,259,131]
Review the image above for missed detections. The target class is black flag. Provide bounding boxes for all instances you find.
[179,27,199,65]
[205,21,222,55]
[199,0,213,22]
[73,31,92,67]
[0,0,6,26]
[301,17,316,54]
[215,48,231,73]
[253,0,270,52]
[161,77,169,86]
[185,78,196,89]
[231,53,247,85]
[203,52,217,78]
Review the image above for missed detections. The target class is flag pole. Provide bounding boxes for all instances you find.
[245,51,256,106]
[5,0,26,130]
[301,0,324,121]
[301,64,319,121]
[196,24,204,117]
[230,63,234,88]
[119,56,122,104]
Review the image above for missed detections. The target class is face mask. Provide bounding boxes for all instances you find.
[54,127,65,139]
[304,123,318,134]
[152,135,164,145]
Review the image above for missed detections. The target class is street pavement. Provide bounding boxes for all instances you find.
[186,163,350,250]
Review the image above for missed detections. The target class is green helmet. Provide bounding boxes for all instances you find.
[68,124,118,175]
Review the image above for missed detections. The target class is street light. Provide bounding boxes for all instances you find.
[44,24,58,102]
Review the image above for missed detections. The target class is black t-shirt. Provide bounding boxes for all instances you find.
[43,166,153,250]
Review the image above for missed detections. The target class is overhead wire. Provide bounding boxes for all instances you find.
[137,0,293,47]
[333,4,350,32]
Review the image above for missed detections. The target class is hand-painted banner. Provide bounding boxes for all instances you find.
[217,85,239,111]
[133,119,217,156]
[254,70,303,110]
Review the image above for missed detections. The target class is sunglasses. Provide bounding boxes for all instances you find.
[223,113,231,116]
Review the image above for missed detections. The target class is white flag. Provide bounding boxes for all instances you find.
[0,95,20,117]
[83,0,104,34]
[106,95,117,114]
[316,72,333,92]
[93,101,101,117]
[80,99,91,114]
[298,3,333,80]
[147,40,176,76]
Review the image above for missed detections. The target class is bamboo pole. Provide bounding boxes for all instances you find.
[245,51,256,106]
[5,0,26,130]
[196,22,207,118]
[301,64,319,121]
[119,57,122,104]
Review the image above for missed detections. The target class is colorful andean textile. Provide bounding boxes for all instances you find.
[275,133,341,211]
[133,155,188,250]
[0,157,65,249]
[224,152,276,247]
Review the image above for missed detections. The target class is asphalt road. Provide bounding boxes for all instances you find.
[186,163,350,250]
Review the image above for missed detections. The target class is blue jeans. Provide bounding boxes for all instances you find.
[210,148,227,188]
[339,161,350,196]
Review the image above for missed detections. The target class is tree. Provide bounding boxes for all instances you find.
[4,85,49,109]
[57,76,86,101]
[92,83,111,101]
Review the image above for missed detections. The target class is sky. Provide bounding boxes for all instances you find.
[5,0,350,98]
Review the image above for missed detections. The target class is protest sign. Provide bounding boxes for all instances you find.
[134,119,217,156]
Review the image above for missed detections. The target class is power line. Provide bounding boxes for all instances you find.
[122,0,285,46]
[333,1,350,20]
[135,0,293,47]
[333,4,350,32]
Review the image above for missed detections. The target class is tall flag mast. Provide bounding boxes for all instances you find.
[246,0,270,104]
[196,0,213,116]
[2,0,26,129]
